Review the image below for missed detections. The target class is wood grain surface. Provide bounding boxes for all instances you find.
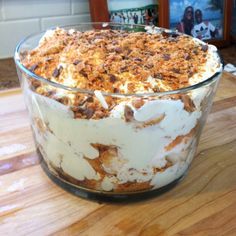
[0,72,236,236]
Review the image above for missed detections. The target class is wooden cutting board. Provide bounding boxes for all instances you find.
[0,71,236,236]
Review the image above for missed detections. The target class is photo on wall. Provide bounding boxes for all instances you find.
[108,0,158,26]
[169,0,224,40]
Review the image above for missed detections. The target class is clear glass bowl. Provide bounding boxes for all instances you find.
[14,23,222,201]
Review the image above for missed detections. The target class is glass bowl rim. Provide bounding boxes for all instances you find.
[14,22,223,97]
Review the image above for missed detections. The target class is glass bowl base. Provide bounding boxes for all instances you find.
[38,149,188,203]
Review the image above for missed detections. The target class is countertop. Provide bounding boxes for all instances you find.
[0,71,236,235]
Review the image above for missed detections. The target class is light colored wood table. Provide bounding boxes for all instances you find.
[0,72,236,236]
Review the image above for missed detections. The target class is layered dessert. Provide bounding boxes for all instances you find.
[18,26,222,193]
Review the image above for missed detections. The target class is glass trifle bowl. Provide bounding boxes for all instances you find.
[14,23,222,200]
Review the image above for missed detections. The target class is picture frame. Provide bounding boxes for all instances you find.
[158,0,233,47]
[88,0,110,23]
[231,0,236,42]
[88,0,233,47]
[89,0,159,26]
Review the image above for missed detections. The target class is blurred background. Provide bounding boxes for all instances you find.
[0,0,235,90]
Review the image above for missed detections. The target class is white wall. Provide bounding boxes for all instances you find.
[0,0,91,58]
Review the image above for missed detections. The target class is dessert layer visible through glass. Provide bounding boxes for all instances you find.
[15,23,222,198]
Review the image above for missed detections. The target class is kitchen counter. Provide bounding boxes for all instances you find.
[0,71,236,235]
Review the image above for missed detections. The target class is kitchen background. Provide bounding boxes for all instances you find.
[0,0,235,89]
[0,0,91,59]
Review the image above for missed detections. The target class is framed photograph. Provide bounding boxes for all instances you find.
[89,0,159,26]
[89,0,232,46]
[158,0,233,47]
[108,0,158,26]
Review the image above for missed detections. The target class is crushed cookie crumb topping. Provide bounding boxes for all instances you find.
[22,28,212,94]
[21,27,220,120]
